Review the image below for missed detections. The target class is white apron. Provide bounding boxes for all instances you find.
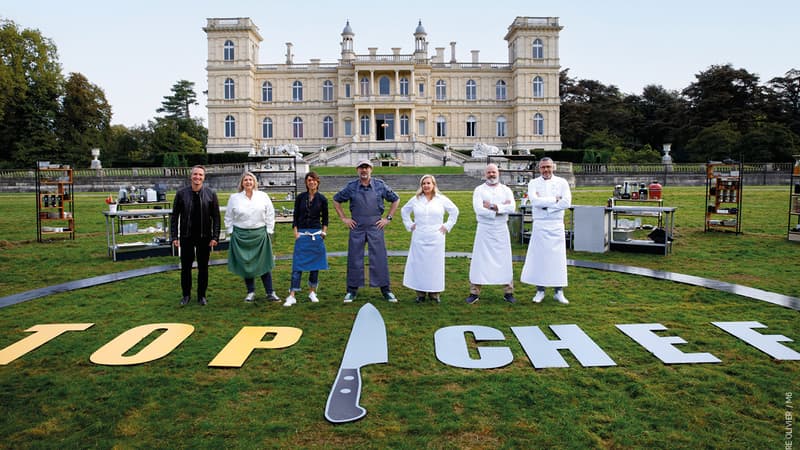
[469,222,513,285]
[520,219,568,286]
[403,224,446,292]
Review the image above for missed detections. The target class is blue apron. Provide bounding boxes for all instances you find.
[292,228,328,272]
[347,186,389,288]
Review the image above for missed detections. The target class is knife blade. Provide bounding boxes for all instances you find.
[325,302,388,423]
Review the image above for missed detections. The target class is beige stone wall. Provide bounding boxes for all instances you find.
[204,16,563,157]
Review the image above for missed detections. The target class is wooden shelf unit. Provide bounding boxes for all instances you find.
[704,161,743,234]
[35,163,75,242]
[789,155,800,242]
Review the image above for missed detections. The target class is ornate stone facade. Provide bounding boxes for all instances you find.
[204,16,562,157]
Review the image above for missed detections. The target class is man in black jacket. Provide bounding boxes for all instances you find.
[170,165,221,306]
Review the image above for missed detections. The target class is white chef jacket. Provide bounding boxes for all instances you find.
[224,190,275,234]
[401,193,459,292]
[468,182,515,285]
[520,175,571,286]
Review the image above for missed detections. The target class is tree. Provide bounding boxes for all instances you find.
[56,72,112,166]
[0,19,63,167]
[682,64,766,133]
[685,120,742,162]
[765,69,800,137]
[157,80,198,119]
[627,85,688,152]
[559,69,636,149]
[738,122,798,162]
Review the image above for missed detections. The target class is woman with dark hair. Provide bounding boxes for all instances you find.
[224,171,280,303]
[284,171,329,306]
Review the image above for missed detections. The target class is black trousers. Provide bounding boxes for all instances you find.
[179,237,212,298]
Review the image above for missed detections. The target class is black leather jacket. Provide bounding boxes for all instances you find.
[170,186,221,242]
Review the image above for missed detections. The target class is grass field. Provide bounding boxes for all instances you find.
[0,182,798,448]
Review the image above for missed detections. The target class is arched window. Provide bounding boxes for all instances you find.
[292,117,304,138]
[496,116,507,137]
[533,76,544,98]
[533,113,544,135]
[323,116,334,138]
[466,79,477,100]
[262,118,273,138]
[466,116,477,137]
[379,76,390,95]
[224,40,234,61]
[436,116,447,137]
[262,81,272,102]
[360,77,370,96]
[435,80,447,100]
[292,81,303,101]
[496,80,507,100]
[224,78,235,99]
[225,115,235,137]
[323,80,334,101]
[360,115,370,136]
[399,77,409,96]
[400,114,409,135]
[532,39,544,59]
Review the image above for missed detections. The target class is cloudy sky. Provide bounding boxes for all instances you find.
[5,0,798,127]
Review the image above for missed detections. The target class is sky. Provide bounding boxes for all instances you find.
[4,0,798,128]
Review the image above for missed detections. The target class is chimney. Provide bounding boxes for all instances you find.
[471,50,480,64]
[450,42,457,63]
[285,42,294,64]
[435,47,445,63]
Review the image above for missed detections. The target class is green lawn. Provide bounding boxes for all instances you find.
[0,184,797,448]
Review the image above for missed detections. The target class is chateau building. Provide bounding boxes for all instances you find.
[204,16,562,158]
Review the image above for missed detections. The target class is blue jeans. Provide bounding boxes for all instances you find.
[245,272,273,293]
[290,270,319,292]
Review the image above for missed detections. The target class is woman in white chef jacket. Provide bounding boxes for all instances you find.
[401,175,459,303]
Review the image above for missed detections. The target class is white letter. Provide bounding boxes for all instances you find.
[616,323,721,364]
[712,321,800,360]
[512,324,616,368]
[434,325,513,369]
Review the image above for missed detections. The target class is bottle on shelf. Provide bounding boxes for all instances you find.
[638,183,648,200]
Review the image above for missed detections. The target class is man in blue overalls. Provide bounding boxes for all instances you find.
[333,159,401,303]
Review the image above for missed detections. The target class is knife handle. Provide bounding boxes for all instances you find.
[325,368,365,423]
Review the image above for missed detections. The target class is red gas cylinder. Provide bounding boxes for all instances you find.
[649,180,663,200]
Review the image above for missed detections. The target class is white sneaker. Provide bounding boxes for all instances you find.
[532,291,545,303]
[244,292,255,303]
[283,295,296,307]
[554,291,569,304]
[308,292,319,303]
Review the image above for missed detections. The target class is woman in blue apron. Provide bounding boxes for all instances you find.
[283,172,329,306]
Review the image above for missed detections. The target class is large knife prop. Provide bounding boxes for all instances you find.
[325,303,388,423]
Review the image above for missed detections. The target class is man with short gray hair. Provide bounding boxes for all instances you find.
[520,157,572,304]
[333,159,400,303]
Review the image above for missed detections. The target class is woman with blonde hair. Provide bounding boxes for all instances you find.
[224,171,280,303]
[400,174,459,303]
